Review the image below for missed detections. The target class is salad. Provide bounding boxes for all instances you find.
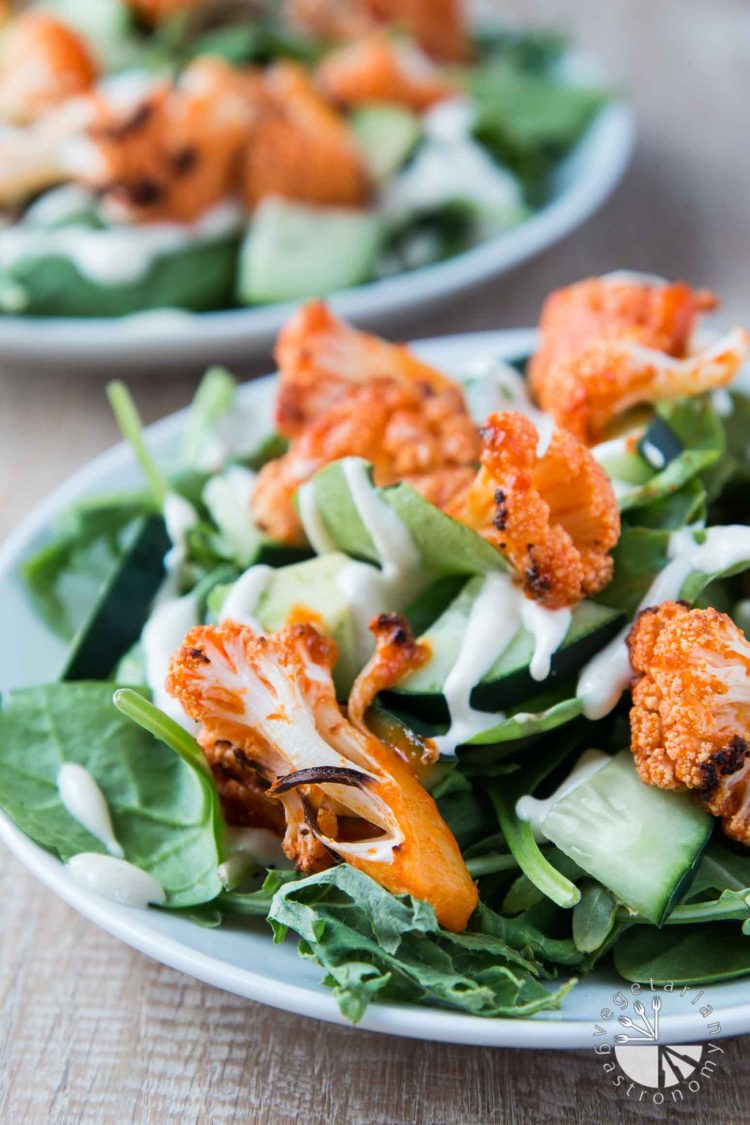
[0,0,606,318]
[4,272,750,1025]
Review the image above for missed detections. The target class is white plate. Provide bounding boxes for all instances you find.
[4,329,748,1049]
[0,97,634,373]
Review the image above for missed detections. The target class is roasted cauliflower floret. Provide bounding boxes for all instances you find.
[87,57,255,223]
[167,620,477,930]
[274,300,456,438]
[241,63,368,209]
[284,0,467,61]
[534,329,750,444]
[529,276,716,398]
[528,275,749,443]
[252,376,480,544]
[0,12,97,126]
[446,411,620,609]
[318,32,455,111]
[628,600,750,845]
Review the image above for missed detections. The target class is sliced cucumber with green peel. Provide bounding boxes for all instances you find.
[539,750,713,925]
[387,576,623,723]
[351,104,421,185]
[211,553,359,694]
[309,459,504,579]
[238,198,381,305]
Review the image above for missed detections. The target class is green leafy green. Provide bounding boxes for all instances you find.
[268,865,575,1023]
[0,683,223,906]
[22,491,151,640]
[573,883,618,954]
[614,923,750,985]
[180,366,237,467]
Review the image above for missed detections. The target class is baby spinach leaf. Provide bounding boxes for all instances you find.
[22,491,151,640]
[573,882,618,953]
[62,516,169,681]
[614,922,750,985]
[0,683,223,907]
[268,865,574,1023]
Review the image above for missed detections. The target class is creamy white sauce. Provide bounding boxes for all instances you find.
[515,748,610,834]
[639,439,667,470]
[219,564,273,631]
[461,357,556,454]
[163,492,198,575]
[423,97,474,143]
[197,392,276,474]
[434,572,571,755]
[381,136,523,234]
[711,388,734,417]
[203,466,259,568]
[23,183,95,227]
[298,480,340,555]
[67,853,166,909]
[57,763,123,858]
[142,592,200,727]
[0,201,242,286]
[578,525,750,719]
[98,69,161,111]
[520,599,573,682]
[216,825,290,887]
[335,459,425,665]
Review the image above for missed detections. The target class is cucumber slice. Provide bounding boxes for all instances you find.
[351,104,421,185]
[1,235,239,317]
[212,553,358,694]
[539,750,713,925]
[309,459,504,579]
[388,576,623,722]
[238,198,381,305]
[61,516,169,682]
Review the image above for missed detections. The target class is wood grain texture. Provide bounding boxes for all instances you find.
[2,1,750,1121]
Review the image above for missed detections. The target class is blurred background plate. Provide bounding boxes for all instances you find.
[0,97,633,374]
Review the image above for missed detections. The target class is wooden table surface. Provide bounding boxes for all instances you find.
[2,1,750,1121]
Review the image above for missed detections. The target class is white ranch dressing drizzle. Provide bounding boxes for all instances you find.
[434,572,571,755]
[578,525,750,720]
[163,491,198,574]
[142,592,200,728]
[219,564,274,631]
[216,826,290,888]
[711,388,734,418]
[202,466,259,568]
[334,459,425,665]
[461,357,556,454]
[67,853,166,908]
[515,749,610,835]
[0,201,242,286]
[297,480,340,555]
[57,763,123,857]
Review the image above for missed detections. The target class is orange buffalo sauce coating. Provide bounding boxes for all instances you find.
[318,32,455,111]
[0,12,97,125]
[446,411,620,609]
[628,601,750,846]
[167,621,477,931]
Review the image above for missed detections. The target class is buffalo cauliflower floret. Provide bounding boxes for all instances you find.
[167,620,477,930]
[533,329,750,444]
[529,276,716,395]
[274,300,456,438]
[0,12,97,126]
[252,375,480,544]
[317,32,455,111]
[628,600,750,845]
[284,0,467,61]
[446,411,620,609]
[241,63,368,209]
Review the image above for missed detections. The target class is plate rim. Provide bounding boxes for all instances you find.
[0,100,635,367]
[4,326,750,1049]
